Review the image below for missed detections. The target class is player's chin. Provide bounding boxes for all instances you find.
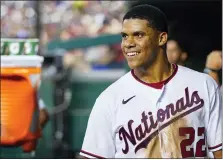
[127,61,142,70]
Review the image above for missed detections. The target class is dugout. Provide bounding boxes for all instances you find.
[1,0,221,158]
[38,0,222,158]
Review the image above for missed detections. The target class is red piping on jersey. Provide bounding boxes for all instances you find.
[208,143,222,150]
[131,64,178,89]
[80,150,105,159]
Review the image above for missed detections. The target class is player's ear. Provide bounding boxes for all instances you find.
[181,52,188,62]
[158,32,168,47]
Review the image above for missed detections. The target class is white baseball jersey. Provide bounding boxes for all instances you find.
[80,64,222,158]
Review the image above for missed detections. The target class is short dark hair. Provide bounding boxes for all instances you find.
[123,4,168,33]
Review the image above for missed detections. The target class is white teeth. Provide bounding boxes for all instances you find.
[127,52,139,56]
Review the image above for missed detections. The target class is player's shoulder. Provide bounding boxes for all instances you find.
[178,65,203,77]
[96,71,132,101]
[178,65,219,88]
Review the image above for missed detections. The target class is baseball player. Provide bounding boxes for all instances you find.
[79,4,222,158]
[204,50,222,86]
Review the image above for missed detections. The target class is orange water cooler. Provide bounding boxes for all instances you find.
[1,55,44,152]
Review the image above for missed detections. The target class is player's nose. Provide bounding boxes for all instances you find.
[124,37,136,48]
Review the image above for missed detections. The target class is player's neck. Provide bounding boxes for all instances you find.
[134,51,173,84]
[177,60,185,66]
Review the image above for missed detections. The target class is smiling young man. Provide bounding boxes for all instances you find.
[79,4,222,158]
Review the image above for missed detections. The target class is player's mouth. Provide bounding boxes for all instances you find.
[126,52,140,57]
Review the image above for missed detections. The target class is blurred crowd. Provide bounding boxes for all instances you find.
[1,1,222,77]
[1,1,126,41]
[1,1,127,71]
[41,1,126,42]
[1,1,37,38]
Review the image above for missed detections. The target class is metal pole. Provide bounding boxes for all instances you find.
[35,1,41,55]
[35,1,40,38]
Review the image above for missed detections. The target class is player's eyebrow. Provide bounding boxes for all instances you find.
[120,31,146,37]
[120,32,127,37]
[133,31,146,36]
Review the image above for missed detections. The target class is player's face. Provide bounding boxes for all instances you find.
[167,40,182,64]
[121,19,160,69]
